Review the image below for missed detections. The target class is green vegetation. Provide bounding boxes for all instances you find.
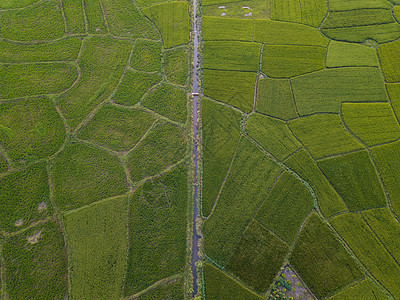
[141,84,188,123]
[203,263,263,300]
[203,69,256,112]
[78,105,155,152]
[362,208,400,263]
[203,41,261,72]
[328,0,392,11]
[58,37,131,128]
[331,213,400,298]
[143,2,189,48]
[291,68,389,115]
[255,171,314,243]
[0,0,39,9]
[261,45,326,78]
[102,0,159,38]
[254,20,329,46]
[85,0,108,34]
[131,40,162,72]
[226,220,289,292]
[326,41,379,68]
[378,38,400,82]
[203,137,282,266]
[201,17,253,41]
[0,63,78,99]
[0,97,65,162]
[290,213,363,299]
[0,1,64,41]
[112,70,161,106]
[202,0,270,19]
[135,277,184,299]
[2,221,68,299]
[164,46,188,86]
[329,279,387,300]
[63,0,86,34]
[317,151,386,211]
[63,196,128,299]
[323,9,394,28]
[394,6,400,22]
[53,143,128,211]
[256,78,298,120]
[201,99,242,217]
[372,140,400,216]
[270,0,327,27]
[128,121,186,182]
[386,83,400,121]
[0,38,81,63]
[0,162,50,232]
[284,149,347,217]
[288,114,363,159]
[342,103,400,146]
[124,166,187,295]
[245,113,301,160]
[0,155,7,173]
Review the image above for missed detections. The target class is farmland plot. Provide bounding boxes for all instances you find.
[201,17,253,41]
[326,41,379,68]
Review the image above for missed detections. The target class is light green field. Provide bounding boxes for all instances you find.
[225,220,289,292]
[143,2,189,48]
[342,103,400,147]
[141,84,188,123]
[245,113,301,160]
[256,78,298,120]
[112,70,161,106]
[317,151,386,211]
[128,121,187,182]
[164,46,188,86]
[201,17,253,41]
[378,38,400,83]
[131,40,162,72]
[284,149,347,218]
[290,213,363,299]
[53,143,128,211]
[291,68,389,115]
[203,41,261,72]
[329,279,387,300]
[203,263,263,300]
[85,0,108,34]
[323,9,395,28]
[63,0,86,34]
[78,105,155,152]
[261,45,326,78]
[326,41,379,68]
[0,63,78,99]
[201,99,242,217]
[0,0,39,9]
[386,83,400,121]
[203,69,256,112]
[328,0,392,11]
[255,171,314,243]
[0,162,50,232]
[203,137,282,266]
[288,114,363,160]
[202,0,269,19]
[331,213,400,298]
[0,97,65,162]
[2,221,68,299]
[63,196,128,299]
[124,166,187,295]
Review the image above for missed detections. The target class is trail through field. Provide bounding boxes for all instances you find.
[191,0,201,296]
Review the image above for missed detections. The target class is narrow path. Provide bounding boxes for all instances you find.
[191,0,201,296]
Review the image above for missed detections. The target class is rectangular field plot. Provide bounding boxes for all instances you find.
[330,279,388,300]
[291,68,389,115]
[201,17,253,41]
[63,0,86,34]
[124,166,187,295]
[2,221,68,299]
[331,213,400,298]
[254,20,329,46]
[85,0,108,34]
[202,41,261,72]
[164,46,188,86]
[288,114,363,160]
[261,45,326,78]
[203,137,282,266]
[203,69,256,112]
[378,38,400,83]
[255,171,313,243]
[284,149,347,218]
[203,263,263,300]
[329,0,392,11]
[290,213,363,299]
[326,41,379,68]
[201,99,242,217]
[317,151,386,211]
[63,196,128,299]
[245,113,301,160]
[225,220,289,292]
[322,9,394,28]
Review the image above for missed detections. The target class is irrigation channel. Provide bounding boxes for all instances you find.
[191,0,201,296]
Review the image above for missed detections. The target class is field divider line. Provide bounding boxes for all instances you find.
[81,0,89,34]
[57,0,68,34]
[98,0,111,34]
[288,79,300,117]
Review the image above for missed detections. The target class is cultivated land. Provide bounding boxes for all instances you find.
[2,0,400,299]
